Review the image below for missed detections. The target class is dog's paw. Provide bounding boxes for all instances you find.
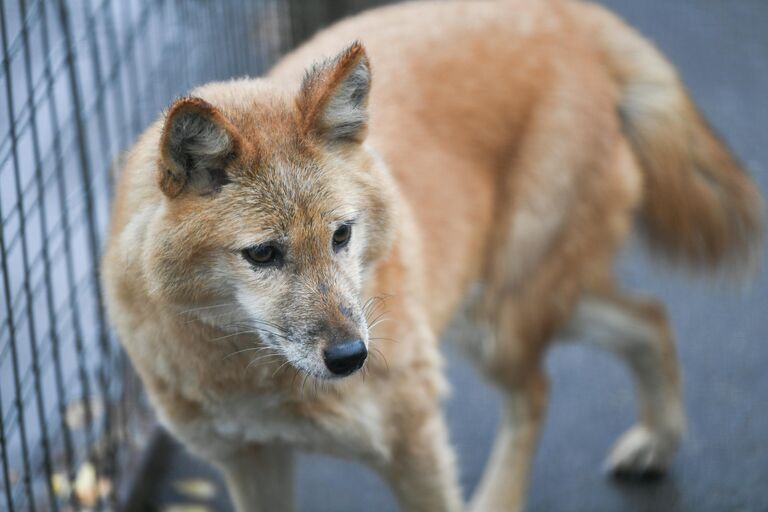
[604,425,680,479]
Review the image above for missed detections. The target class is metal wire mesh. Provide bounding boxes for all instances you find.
[0,0,391,509]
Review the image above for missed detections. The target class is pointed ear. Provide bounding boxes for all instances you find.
[158,97,242,198]
[297,42,371,144]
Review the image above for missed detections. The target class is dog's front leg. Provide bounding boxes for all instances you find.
[376,402,463,512]
[216,443,294,512]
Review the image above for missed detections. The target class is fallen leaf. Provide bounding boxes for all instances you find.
[173,478,217,500]
[51,472,71,496]
[98,477,113,499]
[65,399,103,430]
[74,462,98,507]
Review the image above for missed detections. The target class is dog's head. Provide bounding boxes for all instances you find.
[148,43,395,378]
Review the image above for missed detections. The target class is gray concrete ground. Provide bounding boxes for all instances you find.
[143,1,768,511]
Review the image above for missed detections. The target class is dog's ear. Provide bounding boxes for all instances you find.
[158,97,242,198]
[297,42,371,144]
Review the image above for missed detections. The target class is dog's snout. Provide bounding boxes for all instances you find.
[323,340,367,376]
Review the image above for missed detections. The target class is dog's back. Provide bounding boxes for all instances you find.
[269,0,762,325]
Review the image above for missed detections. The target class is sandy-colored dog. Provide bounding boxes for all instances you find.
[102,1,762,510]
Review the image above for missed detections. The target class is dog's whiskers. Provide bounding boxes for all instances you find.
[212,326,291,343]
[369,346,390,373]
[363,295,389,320]
[271,358,294,379]
[368,316,393,332]
[369,336,398,344]
[289,355,310,392]
[250,318,289,334]
[301,372,310,397]
[177,302,237,317]
[212,330,265,342]
[247,353,284,365]
[223,345,275,361]
[364,297,391,328]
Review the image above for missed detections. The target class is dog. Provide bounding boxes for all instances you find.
[101,1,763,510]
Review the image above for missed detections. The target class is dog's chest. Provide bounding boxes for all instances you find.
[169,390,392,464]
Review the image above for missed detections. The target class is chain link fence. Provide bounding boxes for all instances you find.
[0,1,390,510]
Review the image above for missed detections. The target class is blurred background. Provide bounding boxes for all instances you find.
[0,0,765,511]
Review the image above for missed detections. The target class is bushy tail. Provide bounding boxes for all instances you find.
[589,5,763,274]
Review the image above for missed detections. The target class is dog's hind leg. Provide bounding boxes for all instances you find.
[567,289,686,477]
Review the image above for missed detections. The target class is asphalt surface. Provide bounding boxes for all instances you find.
[144,1,768,511]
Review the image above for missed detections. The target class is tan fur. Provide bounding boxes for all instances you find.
[102,1,763,511]
[584,4,763,272]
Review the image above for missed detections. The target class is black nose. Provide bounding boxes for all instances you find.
[323,340,367,376]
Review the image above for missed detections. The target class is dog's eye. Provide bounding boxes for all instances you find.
[242,244,281,266]
[332,224,352,251]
